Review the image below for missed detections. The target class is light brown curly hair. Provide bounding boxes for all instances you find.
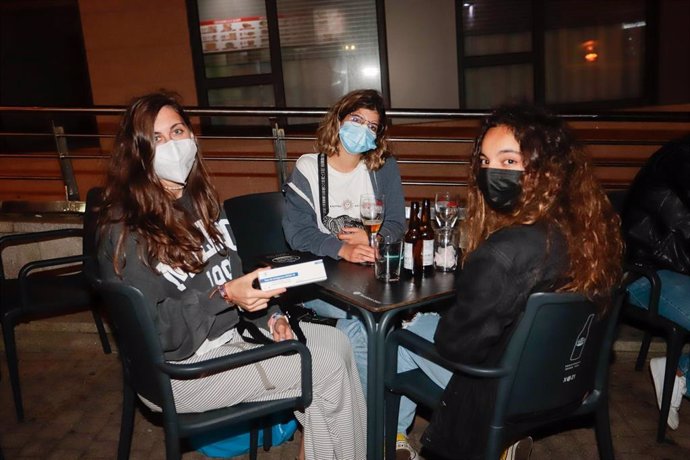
[461,103,623,310]
[316,89,390,170]
[98,92,225,276]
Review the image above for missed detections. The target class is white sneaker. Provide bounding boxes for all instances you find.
[395,433,418,460]
[650,357,687,430]
[503,436,533,460]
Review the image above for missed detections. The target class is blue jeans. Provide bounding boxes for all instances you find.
[396,313,453,433]
[627,269,690,396]
[627,269,690,330]
[304,298,368,394]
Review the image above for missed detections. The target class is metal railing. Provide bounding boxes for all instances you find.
[2,105,690,213]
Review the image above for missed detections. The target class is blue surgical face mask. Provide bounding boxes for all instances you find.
[339,121,377,155]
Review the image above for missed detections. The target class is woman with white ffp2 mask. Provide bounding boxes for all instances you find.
[152,106,198,197]
[98,92,367,460]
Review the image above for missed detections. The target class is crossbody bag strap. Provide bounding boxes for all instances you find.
[236,313,273,345]
[318,153,329,227]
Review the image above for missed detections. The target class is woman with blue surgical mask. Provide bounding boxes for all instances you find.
[283,89,406,394]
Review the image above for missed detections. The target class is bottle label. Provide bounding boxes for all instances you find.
[422,239,434,266]
[403,242,414,270]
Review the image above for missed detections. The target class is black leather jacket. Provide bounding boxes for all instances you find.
[422,223,568,459]
[622,134,690,275]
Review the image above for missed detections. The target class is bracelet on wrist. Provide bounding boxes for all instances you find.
[210,283,232,303]
[268,312,285,334]
[218,284,229,300]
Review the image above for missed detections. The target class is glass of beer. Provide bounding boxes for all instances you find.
[360,193,384,248]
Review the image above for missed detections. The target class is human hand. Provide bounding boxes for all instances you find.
[338,242,375,264]
[271,316,294,341]
[224,268,286,312]
[338,226,369,246]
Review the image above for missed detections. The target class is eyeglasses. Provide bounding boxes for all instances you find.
[346,113,381,134]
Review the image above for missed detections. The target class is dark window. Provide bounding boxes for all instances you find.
[457,0,651,110]
[0,0,96,152]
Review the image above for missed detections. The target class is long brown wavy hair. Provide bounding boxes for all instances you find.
[316,89,390,170]
[98,92,224,276]
[461,103,623,309]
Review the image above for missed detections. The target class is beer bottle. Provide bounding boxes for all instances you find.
[403,201,420,277]
[419,198,435,276]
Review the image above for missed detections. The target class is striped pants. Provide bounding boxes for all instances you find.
[167,322,367,460]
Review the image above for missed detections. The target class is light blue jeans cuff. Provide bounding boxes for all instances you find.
[304,298,368,394]
[396,312,452,434]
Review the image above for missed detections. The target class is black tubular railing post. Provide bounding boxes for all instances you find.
[270,117,288,187]
[52,123,80,201]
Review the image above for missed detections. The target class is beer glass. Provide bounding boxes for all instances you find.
[360,193,384,247]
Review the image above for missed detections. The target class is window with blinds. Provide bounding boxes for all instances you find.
[197,0,271,80]
[194,0,381,111]
[277,0,382,107]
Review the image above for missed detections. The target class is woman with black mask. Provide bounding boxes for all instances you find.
[393,103,623,460]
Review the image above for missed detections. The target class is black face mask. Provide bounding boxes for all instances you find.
[477,168,524,212]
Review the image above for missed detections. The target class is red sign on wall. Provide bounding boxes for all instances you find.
[200,16,268,54]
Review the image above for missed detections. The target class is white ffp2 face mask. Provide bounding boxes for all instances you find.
[153,138,197,184]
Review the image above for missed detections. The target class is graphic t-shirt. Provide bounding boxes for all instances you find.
[292,153,374,235]
[323,161,373,234]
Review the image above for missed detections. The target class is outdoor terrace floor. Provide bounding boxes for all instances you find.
[1,315,689,459]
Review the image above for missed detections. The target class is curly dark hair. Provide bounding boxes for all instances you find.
[461,103,623,309]
[98,91,224,275]
[316,89,390,170]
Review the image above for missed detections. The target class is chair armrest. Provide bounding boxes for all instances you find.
[0,228,85,279]
[623,263,662,315]
[386,329,509,379]
[159,340,313,406]
[16,254,89,306]
[623,263,660,283]
[0,228,83,249]
[18,254,88,279]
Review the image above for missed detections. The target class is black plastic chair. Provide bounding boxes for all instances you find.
[622,265,690,442]
[610,186,690,442]
[98,281,312,460]
[384,291,623,460]
[0,187,111,421]
[223,191,290,273]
